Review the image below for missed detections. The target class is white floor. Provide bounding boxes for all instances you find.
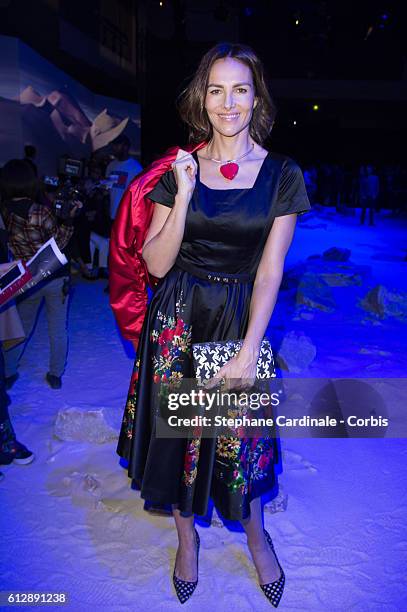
[1,207,406,611]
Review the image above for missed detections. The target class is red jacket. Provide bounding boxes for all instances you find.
[109,141,206,348]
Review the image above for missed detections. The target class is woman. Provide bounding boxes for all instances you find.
[114,42,311,606]
[0,160,79,389]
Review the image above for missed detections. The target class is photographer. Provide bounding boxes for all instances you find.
[0,159,81,390]
[42,174,91,278]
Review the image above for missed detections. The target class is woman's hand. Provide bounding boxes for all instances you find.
[0,261,15,274]
[171,149,197,201]
[141,149,196,278]
[204,346,260,392]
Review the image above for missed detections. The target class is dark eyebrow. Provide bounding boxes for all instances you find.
[207,82,252,88]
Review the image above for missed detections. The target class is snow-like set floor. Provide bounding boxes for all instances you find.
[1,207,406,611]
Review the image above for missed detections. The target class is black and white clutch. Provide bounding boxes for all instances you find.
[192,338,276,386]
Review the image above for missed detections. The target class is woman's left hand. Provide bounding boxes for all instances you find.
[204,347,259,392]
[0,261,15,274]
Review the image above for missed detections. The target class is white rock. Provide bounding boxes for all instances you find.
[54,407,120,443]
[276,331,317,373]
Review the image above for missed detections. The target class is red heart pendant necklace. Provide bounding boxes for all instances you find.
[206,143,255,180]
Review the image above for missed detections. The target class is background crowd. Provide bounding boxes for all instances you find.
[0,134,142,478]
[303,162,406,225]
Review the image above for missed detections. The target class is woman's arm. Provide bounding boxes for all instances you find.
[205,214,297,389]
[141,192,190,278]
[240,213,297,360]
[29,204,76,252]
[142,149,197,278]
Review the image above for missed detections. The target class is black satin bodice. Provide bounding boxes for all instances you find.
[147,150,311,277]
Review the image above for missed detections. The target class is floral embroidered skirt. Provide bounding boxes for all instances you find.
[116,264,280,521]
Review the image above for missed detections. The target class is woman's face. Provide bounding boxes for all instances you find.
[204,57,257,139]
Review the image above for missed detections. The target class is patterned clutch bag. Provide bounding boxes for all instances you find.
[192,338,276,385]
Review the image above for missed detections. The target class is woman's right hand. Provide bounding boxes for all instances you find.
[171,149,197,201]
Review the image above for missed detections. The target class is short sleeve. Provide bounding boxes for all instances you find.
[275,159,312,217]
[146,170,177,208]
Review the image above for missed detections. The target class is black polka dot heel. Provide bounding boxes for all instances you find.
[260,529,285,608]
[173,527,200,604]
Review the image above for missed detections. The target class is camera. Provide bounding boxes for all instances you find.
[89,178,115,192]
[54,179,83,221]
[58,156,84,179]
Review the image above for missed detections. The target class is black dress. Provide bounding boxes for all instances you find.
[116,151,311,520]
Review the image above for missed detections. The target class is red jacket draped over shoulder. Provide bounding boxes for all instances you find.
[109,141,206,348]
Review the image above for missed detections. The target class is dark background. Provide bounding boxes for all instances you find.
[1,0,405,166]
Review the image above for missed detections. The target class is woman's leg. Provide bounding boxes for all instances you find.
[241,496,282,583]
[3,291,42,378]
[44,278,69,378]
[172,506,198,581]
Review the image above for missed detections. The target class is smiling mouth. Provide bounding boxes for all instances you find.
[218,113,240,121]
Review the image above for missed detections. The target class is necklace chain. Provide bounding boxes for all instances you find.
[199,143,255,164]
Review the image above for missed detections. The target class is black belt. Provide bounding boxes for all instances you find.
[174,259,255,284]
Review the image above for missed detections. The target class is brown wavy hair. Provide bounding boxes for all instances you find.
[177,42,277,145]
